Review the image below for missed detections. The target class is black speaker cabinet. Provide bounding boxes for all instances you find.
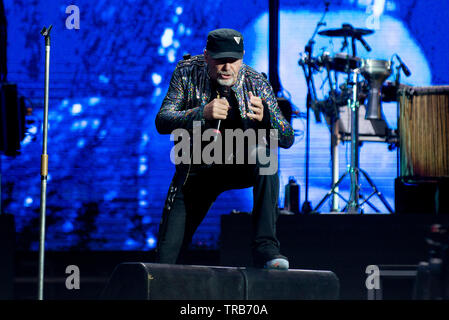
[0,214,15,299]
[395,177,449,214]
[101,263,339,300]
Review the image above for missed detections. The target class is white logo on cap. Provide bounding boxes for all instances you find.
[234,37,241,44]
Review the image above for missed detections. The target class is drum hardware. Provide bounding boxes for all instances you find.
[317,51,360,73]
[318,23,374,57]
[314,74,393,212]
[337,104,390,138]
[320,52,362,74]
[316,50,360,213]
[313,69,394,214]
[299,21,396,213]
[323,57,342,212]
[318,23,374,38]
[316,53,368,212]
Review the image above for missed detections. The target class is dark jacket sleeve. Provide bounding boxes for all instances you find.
[155,64,204,134]
[258,78,295,149]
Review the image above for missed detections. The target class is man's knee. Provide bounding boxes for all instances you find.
[250,145,278,176]
[156,235,184,263]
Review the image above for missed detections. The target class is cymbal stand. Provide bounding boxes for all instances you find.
[347,69,361,213]
[323,62,340,212]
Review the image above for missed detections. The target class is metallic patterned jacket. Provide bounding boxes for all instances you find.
[155,54,294,150]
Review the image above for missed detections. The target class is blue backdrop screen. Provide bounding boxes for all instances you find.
[2,0,448,250]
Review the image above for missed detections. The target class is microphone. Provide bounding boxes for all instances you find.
[394,54,411,77]
[214,86,230,141]
[217,85,230,100]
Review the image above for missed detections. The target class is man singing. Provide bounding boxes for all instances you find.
[155,28,294,269]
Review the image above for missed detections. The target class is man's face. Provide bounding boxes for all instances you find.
[205,50,243,87]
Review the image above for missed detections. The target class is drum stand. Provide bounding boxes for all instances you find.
[314,70,394,214]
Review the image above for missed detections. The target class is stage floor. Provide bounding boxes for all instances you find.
[8,213,449,300]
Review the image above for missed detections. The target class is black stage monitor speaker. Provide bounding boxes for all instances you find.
[101,263,339,300]
[0,213,15,299]
[395,177,449,214]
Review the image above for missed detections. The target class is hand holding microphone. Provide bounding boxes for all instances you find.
[203,86,231,141]
[203,93,231,121]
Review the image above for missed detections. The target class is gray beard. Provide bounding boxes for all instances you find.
[217,77,235,87]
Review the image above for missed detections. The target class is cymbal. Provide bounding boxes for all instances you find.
[318,25,374,38]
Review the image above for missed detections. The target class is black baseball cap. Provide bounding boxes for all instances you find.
[206,28,244,59]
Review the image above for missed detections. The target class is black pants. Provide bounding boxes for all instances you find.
[155,163,282,267]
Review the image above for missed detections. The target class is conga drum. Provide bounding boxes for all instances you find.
[399,86,449,178]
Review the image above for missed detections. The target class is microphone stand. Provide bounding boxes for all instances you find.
[300,2,329,214]
[38,24,52,300]
[392,54,411,178]
[300,45,315,214]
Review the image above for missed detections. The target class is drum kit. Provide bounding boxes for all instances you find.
[299,22,409,214]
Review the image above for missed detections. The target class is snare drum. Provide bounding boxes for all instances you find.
[399,86,449,177]
[320,52,361,73]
